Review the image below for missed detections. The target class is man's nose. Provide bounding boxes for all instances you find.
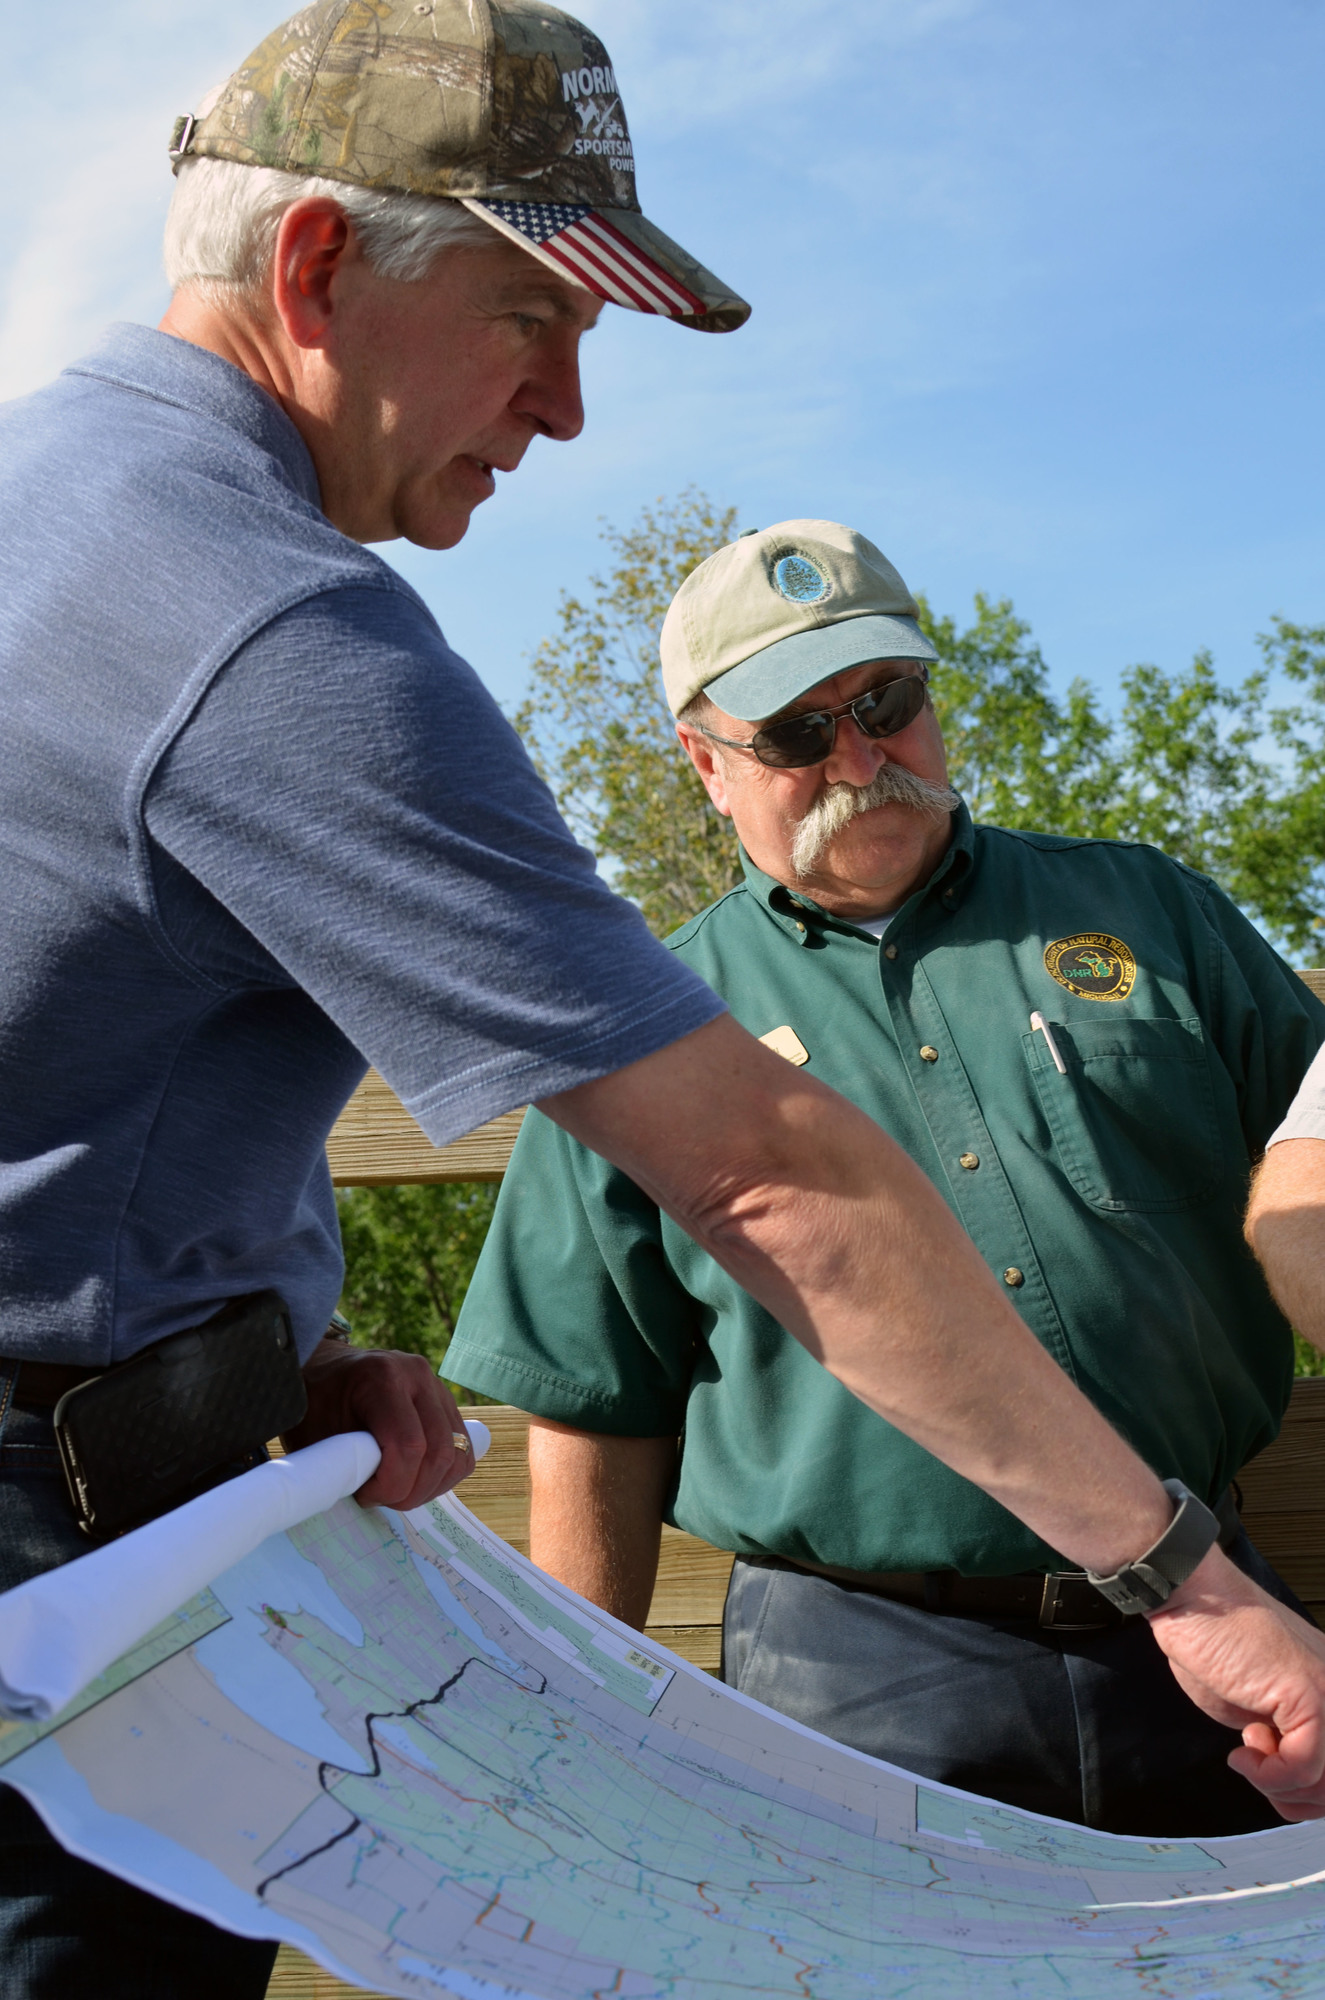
[514,332,586,443]
[820,713,891,788]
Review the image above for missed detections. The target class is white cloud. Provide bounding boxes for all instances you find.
[0,0,278,398]
[0,125,170,401]
[599,0,985,126]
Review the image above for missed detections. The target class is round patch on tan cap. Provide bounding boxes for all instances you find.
[1044,933,1136,1001]
[773,553,829,603]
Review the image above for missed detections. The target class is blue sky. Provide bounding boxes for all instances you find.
[3,0,1322,711]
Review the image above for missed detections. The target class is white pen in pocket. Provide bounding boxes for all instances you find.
[1030,1010,1068,1075]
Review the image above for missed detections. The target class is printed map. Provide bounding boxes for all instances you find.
[5,1492,1325,1998]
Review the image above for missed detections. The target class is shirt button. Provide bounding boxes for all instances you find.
[919,1045,939,1063]
[884,943,899,960]
[794,921,805,932]
[959,1152,979,1171]
[1003,1267,1025,1288]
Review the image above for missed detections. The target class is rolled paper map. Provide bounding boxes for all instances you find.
[0,1419,489,1724]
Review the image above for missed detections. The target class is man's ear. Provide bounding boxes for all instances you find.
[676,723,734,817]
[270,198,357,351]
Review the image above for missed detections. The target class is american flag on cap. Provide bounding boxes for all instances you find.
[461,199,707,320]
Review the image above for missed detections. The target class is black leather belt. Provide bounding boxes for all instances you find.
[781,1556,1129,1629]
[779,1489,1243,1633]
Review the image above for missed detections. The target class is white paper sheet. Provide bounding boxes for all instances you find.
[0,1433,382,1721]
[4,1486,1325,2000]
[0,1420,490,1722]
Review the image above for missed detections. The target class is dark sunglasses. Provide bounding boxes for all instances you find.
[694,665,930,770]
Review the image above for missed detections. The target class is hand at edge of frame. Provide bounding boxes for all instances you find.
[1149,1544,1325,1820]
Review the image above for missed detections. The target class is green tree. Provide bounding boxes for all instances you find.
[1249,618,1325,957]
[515,490,743,936]
[336,1181,498,1397]
[919,594,1122,836]
[920,599,1325,959]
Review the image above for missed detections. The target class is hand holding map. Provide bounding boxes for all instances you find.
[0,1420,491,1724]
[293,1341,486,1510]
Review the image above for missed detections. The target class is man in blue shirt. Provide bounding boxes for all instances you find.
[6,5,1325,1995]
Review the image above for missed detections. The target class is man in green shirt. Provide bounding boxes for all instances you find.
[448,520,1325,1837]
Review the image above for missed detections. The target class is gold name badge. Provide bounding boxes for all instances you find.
[1044,932,1136,1002]
[759,1025,810,1065]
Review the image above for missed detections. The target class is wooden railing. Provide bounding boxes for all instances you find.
[271,969,1325,1996]
[325,1069,524,1185]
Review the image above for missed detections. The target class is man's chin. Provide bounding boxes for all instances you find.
[400,495,485,551]
[408,521,473,551]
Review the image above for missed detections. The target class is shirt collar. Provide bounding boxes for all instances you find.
[63,323,322,510]
[740,801,976,945]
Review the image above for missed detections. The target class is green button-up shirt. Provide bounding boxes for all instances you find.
[449,810,1325,1576]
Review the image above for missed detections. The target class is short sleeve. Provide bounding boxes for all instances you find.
[1196,878,1325,1150]
[446,1106,699,1434]
[1268,1043,1325,1146]
[143,583,723,1143]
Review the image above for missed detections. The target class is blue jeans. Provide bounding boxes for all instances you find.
[0,1364,278,1999]
[723,1532,1305,1838]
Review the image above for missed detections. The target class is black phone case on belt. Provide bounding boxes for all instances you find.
[52,1290,308,1540]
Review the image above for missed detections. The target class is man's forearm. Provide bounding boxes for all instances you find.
[1245,1138,1325,1352]
[527,1422,676,1628]
[543,1014,1172,1577]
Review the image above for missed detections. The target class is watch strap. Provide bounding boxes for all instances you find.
[1084,1479,1221,1616]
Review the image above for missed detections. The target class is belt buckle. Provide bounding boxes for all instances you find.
[1039,1571,1110,1632]
[1038,1574,1065,1628]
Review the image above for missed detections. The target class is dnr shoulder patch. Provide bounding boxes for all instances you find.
[1044,932,1136,1002]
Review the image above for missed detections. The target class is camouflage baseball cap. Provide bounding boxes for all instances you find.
[660,522,937,719]
[169,0,749,334]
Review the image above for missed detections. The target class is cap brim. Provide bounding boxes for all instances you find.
[461,198,750,332]
[703,615,938,722]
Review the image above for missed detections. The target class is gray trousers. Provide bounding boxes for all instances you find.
[723,1532,1300,1838]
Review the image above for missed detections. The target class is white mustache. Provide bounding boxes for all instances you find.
[790,765,960,878]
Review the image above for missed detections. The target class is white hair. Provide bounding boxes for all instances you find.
[163,155,497,300]
[789,766,959,878]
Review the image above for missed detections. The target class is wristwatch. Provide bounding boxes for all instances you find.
[1085,1479,1221,1615]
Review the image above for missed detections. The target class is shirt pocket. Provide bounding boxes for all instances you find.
[1022,1016,1222,1212]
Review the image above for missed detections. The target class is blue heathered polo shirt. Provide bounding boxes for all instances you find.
[0,324,721,1367]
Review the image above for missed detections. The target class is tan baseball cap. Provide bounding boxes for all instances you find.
[660,521,937,720]
[169,0,749,334]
